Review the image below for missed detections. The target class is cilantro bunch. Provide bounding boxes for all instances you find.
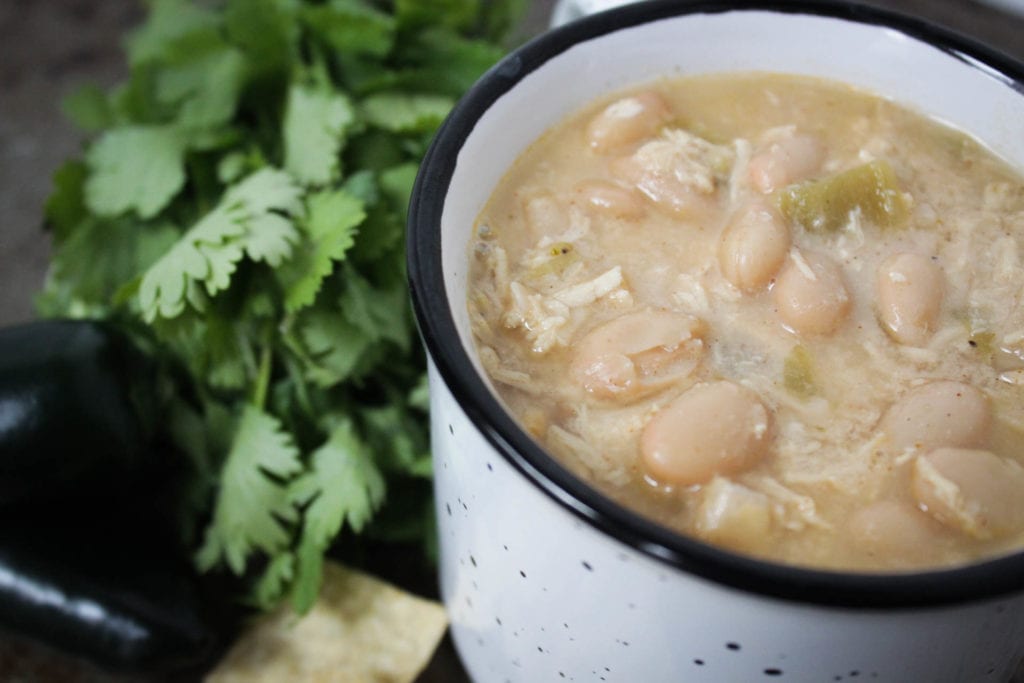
[40,0,523,613]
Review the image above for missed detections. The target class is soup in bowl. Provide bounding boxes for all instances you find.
[408,2,1024,680]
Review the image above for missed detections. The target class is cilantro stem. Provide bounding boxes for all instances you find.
[252,343,272,409]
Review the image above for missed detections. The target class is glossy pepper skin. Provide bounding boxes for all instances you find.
[0,502,220,674]
[0,320,227,673]
[0,320,159,504]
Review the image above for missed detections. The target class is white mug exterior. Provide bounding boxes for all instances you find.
[418,5,1024,682]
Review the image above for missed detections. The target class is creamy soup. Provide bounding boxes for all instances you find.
[466,73,1024,571]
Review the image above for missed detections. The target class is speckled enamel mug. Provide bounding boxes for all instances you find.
[407,2,1024,681]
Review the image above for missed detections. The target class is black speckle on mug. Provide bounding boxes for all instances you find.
[465,596,473,608]
[582,560,593,571]
[503,544,509,551]
[694,659,705,666]
[850,671,860,678]
[726,642,741,651]
[461,500,468,511]
[470,555,477,567]
[448,424,454,435]
[537,646,545,653]
[559,673,565,679]
[487,462,494,472]
[764,668,783,677]
[519,569,527,578]
[495,617,502,626]
[563,622,569,629]
[446,503,452,516]
[541,626,546,633]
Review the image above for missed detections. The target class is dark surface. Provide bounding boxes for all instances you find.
[1,0,1023,681]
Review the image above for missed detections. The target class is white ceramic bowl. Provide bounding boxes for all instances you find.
[408,2,1024,680]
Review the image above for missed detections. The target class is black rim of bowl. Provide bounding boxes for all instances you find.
[407,0,1024,609]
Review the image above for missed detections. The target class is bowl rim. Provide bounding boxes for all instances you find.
[407,0,1024,609]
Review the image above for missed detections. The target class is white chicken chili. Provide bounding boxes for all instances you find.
[466,73,1024,571]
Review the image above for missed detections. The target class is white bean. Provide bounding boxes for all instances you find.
[911,447,1024,539]
[641,381,772,486]
[876,252,945,347]
[718,203,791,292]
[847,500,942,565]
[747,133,826,193]
[880,381,991,453]
[571,310,706,401]
[574,179,646,219]
[586,91,672,153]
[772,250,851,336]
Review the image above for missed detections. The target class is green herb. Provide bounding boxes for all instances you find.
[778,160,909,233]
[40,0,524,612]
[783,344,817,398]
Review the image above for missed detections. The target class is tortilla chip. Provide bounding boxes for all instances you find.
[206,562,448,683]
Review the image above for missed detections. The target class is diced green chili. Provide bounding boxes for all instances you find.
[778,160,909,233]
[783,344,817,398]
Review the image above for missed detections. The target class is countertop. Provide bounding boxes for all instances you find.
[1,1,1023,681]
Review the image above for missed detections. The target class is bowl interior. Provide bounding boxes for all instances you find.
[442,6,1024,378]
[411,1,1024,605]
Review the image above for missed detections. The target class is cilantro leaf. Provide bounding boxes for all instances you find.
[301,0,395,58]
[297,309,372,387]
[362,404,431,478]
[283,82,356,186]
[360,93,453,134]
[48,218,181,310]
[378,162,419,221]
[127,0,221,66]
[289,418,385,612]
[45,160,89,241]
[196,405,303,575]
[84,125,187,219]
[224,0,298,76]
[138,168,302,320]
[338,266,411,351]
[155,35,249,129]
[395,27,506,97]
[61,84,114,133]
[251,552,296,610]
[138,208,245,320]
[281,188,365,312]
[395,0,479,32]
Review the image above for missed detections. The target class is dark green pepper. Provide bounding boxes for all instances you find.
[0,320,159,505]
